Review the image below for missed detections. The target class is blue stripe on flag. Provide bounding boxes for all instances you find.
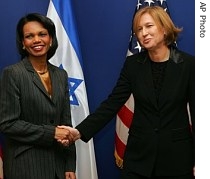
[52,0,83,68]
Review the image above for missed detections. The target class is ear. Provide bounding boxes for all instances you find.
[22,41,25,49]
[50,37,52,45]
[163,27,166,35]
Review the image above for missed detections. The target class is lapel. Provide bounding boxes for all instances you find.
[158,47,184,109]
[139,47,184,110]
[22,58,56,104]
[49,64,61,104]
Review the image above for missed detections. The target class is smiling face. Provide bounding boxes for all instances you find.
[22,21,52,59]
[135,13,165,51]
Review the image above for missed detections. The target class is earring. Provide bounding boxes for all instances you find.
[22,46,25,50]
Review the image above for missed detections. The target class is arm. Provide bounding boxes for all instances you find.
[188,57,195,138]
[75,58,134,142]
[188,56,195,176]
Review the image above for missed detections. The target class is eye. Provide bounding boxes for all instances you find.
[146,24,153,28]
[39,33,48,37]
[137,27,142,31]
[24,34,33,39]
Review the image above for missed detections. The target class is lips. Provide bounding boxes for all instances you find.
[143,38,151,44]
[32,45,44,51]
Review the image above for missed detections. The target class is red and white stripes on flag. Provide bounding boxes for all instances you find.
[115,94,134,168]
[114,0,169,168]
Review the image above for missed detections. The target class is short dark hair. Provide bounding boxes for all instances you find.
[16,13,58,60]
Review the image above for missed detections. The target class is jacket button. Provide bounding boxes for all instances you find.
[50,119,54,124]
[154,128,159,133]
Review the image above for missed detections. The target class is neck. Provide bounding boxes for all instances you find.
[36,68,48,75]
[29,58,48,74]
[148,46,170,62]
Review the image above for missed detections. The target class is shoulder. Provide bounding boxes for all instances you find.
[178,49,194,61]
[0,61,25,88]
[171,47,194,64]
[120,51,149,77]
[171,48,195,75]
[125,51,148,65]
[48,62,68,75]
[1,60,24,76]
[176,49,195,71]
[170,47,195,68]
[4,60,24,69]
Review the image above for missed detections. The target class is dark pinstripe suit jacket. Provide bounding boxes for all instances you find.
[0,58,76,179]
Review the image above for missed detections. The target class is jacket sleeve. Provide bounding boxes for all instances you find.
[76,58,133,142]
[188,56,195,138]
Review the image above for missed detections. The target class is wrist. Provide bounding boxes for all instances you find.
[75,129,81,140]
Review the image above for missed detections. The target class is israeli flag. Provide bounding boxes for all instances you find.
[47,0,98,178]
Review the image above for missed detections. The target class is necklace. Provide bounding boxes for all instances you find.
[36,69,48,75]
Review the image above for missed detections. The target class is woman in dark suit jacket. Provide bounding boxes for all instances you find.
[0,13,76,179]
[64,6,195,179]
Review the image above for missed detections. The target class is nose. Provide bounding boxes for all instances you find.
[33,35,41,43]
[142,27,148,36]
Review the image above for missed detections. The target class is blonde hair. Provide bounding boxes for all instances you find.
[133,6,182,45]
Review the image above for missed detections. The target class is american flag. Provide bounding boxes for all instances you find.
[114,0,169,168]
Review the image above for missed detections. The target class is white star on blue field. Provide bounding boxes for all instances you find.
[59,64,83,106]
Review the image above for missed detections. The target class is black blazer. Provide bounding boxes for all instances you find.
[0,58,76,179]
[76,47,195,177]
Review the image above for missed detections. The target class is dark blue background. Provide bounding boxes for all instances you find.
[0,0,194,178]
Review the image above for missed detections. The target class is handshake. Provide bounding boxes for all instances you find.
[54,125,81,146]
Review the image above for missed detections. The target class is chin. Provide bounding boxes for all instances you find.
[143,46,152,51]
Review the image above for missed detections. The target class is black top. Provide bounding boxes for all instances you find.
[151,60,169,105]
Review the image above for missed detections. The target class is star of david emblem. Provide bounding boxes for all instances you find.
[59,64,83,106]
[68,77,83,105]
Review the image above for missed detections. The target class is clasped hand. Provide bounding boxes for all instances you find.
[55,126,81,146]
